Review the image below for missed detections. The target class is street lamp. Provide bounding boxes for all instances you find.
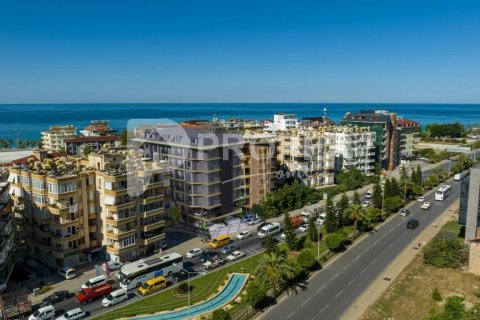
[172,263,192,320]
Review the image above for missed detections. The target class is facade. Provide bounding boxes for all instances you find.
[328,126,377,175]
[41,125,77,152]
[137,124,244,225]
[459,166,480,242]
[64,136,120,155]
[241,133,278,209]
[90,153,170,262]
[80,120,117,137]
[264,113,299,132]
[342,110,398,171]
[396,118,421,158]
[9,157,100,268]
[276,129,335,187]
[0,180,14,292]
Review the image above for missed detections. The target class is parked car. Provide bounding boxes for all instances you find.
[41,291,72,307]
[241,214,256,223]
[298,224,308,232]
[55,308,86,320]
[316,213,326,226]
[226,251,246,261]
[186,248,203,259]
[236,231,251,240]
[280,232,286,239]
[28,305,55,320]
[203,255,225,270]
[198,251,215,263]
[256,222,270,232]
[407,219,419,229]
[421,202,431,210]
[172,270,198,282]
[101,288,128,307]
[246,217,262,225]
[362,200,372,208]
[81,275,107,290]
[400,209,410,217]
[220,244,239,255]
[57,268,76,280]
[76,284,113,305]
[102,261,123,272]
[365,189,373,199]
[417,196,426,203]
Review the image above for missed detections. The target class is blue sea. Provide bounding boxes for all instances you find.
[0,103,479,142]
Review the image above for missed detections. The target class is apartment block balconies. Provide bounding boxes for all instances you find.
[106,227,136,241]
[141,233,165,246]
[52,246,80,259]
[106,243,136,255]
[142,220,165,232]
[51,230,84,244]
[51,216,81,228]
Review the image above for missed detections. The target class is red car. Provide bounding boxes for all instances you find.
[76,283,113,305]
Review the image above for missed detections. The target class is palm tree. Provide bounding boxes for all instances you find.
[168,206,182,225]
[345,204,369,235]
[254,252,295,294]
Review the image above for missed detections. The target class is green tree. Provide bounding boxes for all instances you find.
[244,283,267,310]
[264,235,279,255]
[297,249,319,271]
[283,213,297,251]
[211,309,231,320]
[367,207,383,222]
[325,231,348,252]
[324,194,339,233]
[335,168,366,190]
[83,145,93,156]
[345,204,369,234]
[251,204,264,219]
[353,191,361,205]
[372,183,383,209]
[384,178,393,198]
[307,217,319,242]
[168,206,182,224]
[383,196,403,212]
[120,129,128,146]
[255,252,295,294]
[390,178,400,197]
[337,193,349,227]
[423,237,466,268]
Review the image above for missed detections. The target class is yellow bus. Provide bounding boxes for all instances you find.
[209,234,231,249]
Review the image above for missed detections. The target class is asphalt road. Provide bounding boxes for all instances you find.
[259,180,461,320]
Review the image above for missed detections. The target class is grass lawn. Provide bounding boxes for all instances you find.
[439,219,463,238]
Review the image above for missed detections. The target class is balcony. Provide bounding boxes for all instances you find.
[142,220,165,232]
[51,216,80,228]
[48,203,71,215]
[51,231,83,244]
[106,228,136,240]
[105,213,136,226]
[106,243,136,255]
[52,246,80,259]
[142,233,165,245]
[36,242,52,253]
[88,224,97,233]
[141,194,163,204]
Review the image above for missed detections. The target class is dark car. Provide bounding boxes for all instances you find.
[41,290,72,306]
[407,219,419,229]
[198,251,216,263]
[171,270,198,282]
[220,244,239,255]
[260,238,280,247]
[257,222,270,232]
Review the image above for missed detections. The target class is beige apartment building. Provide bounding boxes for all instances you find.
[41,125,77,152]
[9,150,170,267]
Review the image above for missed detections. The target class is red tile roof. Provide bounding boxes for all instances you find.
[12,152,68,165]
[64,136,119,143]
[397,118,420,127]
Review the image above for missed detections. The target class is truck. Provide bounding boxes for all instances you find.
[0,290,32,319]
[76,283,113,305]
[454,172,467,181]
[202,254,225,270]
[290,215,304,228]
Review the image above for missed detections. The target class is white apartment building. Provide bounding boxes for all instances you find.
[328,126,376,176]
[41,125,77,151]
[277,129,335,187]
[264,113,299,132]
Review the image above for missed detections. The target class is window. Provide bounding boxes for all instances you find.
[104,181,113,191]
[32,179,45,190]
[21,176,31,186]
[32,193,47,204]
[48,182,77,194]
[120,235,136,248]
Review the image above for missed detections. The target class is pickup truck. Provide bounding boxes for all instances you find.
[203,255,226,270]
[1,290,32,319]
[76,283,113,305]
[290,215,304,228]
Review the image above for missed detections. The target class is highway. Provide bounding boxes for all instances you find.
[258,179,461,320]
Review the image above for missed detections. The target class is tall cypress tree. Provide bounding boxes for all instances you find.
[283,212,297,251]
[384,178,393,198]
[372,183,383,208]
[324,194,340,233]
[337,193,349,228]
[416,164,423,185]
[353,191,361,205]
[390,178,400,197]
[307,217,318,242]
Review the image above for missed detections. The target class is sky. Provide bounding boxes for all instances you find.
[0,0,479,103]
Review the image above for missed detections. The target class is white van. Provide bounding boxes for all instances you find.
[300,211,313,222]
[316,213,326,226]
[28,305,55,320]
[365,189,373,199]
[102,288,128,307]
[454,172,466,181]
[81,275,107,289]
[55,308,86,320]
[257,222,281,238]
[57,268,76,280]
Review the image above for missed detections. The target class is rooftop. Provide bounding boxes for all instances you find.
[64,136,119,143]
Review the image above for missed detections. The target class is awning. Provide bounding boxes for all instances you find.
[104,195,115,206]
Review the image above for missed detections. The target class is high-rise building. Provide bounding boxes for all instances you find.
[0,178,14,292]
[138,123,244,225]
[264,113,299,132]
[41,125,77,152]
[396,118,421,158]
[64,136,120,155]
[459,165,480,242]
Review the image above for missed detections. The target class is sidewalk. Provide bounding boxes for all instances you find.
[341,199,460,320]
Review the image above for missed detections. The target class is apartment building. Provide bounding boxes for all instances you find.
[80,120,117,137]
[9,156,100,268]
[276,129,335,187]
[64,136,120,155]
[241,132,278,208]
[41,125,77,152]
[396,118,421,158]
[342,110,398,171]
[327,126,377,175]
[264,113,299,132]
[137,123,244,225]
[0,179,14,292]
[90,153,169,262]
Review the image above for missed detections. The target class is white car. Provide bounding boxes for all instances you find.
[186,248,203,259]
[246,217,262,225]
[298,224,308,232]
[362,200,371,208]
[421,202,431,210]
[102,261,123,272]
[236,231,251,240]
[226,251,246,261]
[280,232,286,239]
[57,267,76,280]
[56,308,87,320]
[418,196,426,203]
[101,289,128,307]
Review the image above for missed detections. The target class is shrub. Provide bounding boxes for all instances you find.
[297,249,319,271]
[325,231,348,252]
[432,288,442,301]
[244,283,267,309]
[383,196,403,213]
[423,237,466,268]
[178,282,192,294]
[211,309,231,320]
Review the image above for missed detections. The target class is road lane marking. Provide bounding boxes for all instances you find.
[331,273,339,281]
[335,289,344,298]
[373,239,380,246]
[353,255,360,261]
[347,278,356,287]
[316,284,326,293]
[342,262,352,271]
[360,267,367,274]
[370,257,378,265]
[363,247,370,253]
[319,303,330,314]
[301,297,312,306]
[287,311,295,318]
[386,242,394,250]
